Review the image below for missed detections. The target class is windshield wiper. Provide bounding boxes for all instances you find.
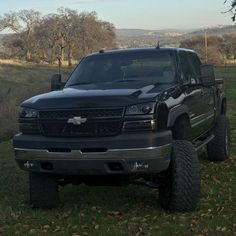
[67,82,94,87]
[113,79,140,83]
[67,79,141,87]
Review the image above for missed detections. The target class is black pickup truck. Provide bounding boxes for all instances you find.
[13,47,230,212]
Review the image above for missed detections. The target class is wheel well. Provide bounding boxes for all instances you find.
[221,99,227,115]
[172,114,191,140]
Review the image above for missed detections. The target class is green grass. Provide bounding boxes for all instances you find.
[0,65,235,235]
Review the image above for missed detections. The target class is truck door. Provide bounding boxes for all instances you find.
[179,51,206,139]
[187,53,215,133]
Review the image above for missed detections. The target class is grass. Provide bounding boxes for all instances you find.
[0,64,235,235]
[0,63,72,141]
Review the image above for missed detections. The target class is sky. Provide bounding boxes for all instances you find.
[0,0,234,30]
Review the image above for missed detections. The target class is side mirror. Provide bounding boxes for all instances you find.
[200,64,215,86]
[51,74,63,91]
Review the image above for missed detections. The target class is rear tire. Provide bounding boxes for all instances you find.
[159,140,200,212]
[29,172,60,209]
[207,115,230,162]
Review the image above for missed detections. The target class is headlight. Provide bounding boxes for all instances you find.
[125,103,156,115]
[19,107,38,118]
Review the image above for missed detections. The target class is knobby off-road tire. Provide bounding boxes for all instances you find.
[207,115,230,162]
[159,140,200,212]
[29,172,60,209]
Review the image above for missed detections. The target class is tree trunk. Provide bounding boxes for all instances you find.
[50,47,55,64]
[68,45,72,66]
[26,50,31,61]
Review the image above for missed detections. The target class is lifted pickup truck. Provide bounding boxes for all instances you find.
[13,47,230,212]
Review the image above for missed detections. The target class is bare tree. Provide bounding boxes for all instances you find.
[221,34,236,59]
[17,10,41,60]
[0,9,41,60]
[0,8,117,64]
[224,0,236,21]
[57,8,81,66]
[0,11,21,32]
[34,15,61,64]
[180,35,224,65]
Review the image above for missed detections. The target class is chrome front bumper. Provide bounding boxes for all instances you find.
[13,131,172,175]
[14,145,171,160]
[14,145,172,175]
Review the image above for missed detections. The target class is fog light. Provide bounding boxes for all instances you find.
[129,161,149,172]
[23,161,34,169]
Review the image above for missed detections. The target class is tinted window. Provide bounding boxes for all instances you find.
[66,51,177,87]
[179,51,201,83]
[179,52,194,83]
[188,53,201,76]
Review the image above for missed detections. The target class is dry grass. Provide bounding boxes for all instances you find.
[0,59,22,65]
[0,62,72,140]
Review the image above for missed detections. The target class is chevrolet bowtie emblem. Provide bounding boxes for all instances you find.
[67,117,87,125]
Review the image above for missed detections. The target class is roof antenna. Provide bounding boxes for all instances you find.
[156,41,160,49]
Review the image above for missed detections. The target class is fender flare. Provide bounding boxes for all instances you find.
[219,93,226,115]
[167,105,190,128]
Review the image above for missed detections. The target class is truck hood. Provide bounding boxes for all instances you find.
[21,82,170,109]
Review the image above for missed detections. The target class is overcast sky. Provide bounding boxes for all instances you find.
[0,0,234,30]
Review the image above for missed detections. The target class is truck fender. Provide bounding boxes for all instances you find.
[219,93,226,115]
[167,105,189,128]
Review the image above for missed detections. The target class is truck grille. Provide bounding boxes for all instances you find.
[39,108,124,119]
[38,108,124,137]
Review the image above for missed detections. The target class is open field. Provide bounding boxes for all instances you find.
[0,63,235,235]
[0,62,72,141]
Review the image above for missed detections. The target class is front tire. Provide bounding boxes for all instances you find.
[207,115,230,161]
[159,140,200,212]
[29,172,60,209]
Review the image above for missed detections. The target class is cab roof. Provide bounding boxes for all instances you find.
[86,47,196,58]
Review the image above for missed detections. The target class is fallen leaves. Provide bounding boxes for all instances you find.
[0,228,5,236]
[28,229,36,234]
[108,211,122,217]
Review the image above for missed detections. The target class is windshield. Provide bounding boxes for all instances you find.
[65,51,176,87]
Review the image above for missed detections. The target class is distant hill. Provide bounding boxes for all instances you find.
[116,28,192,37]
[116,25,236,38]
[116,25,236,48]
[189,25,236,36]
[1,25,236,52]
[116,28,191,48]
